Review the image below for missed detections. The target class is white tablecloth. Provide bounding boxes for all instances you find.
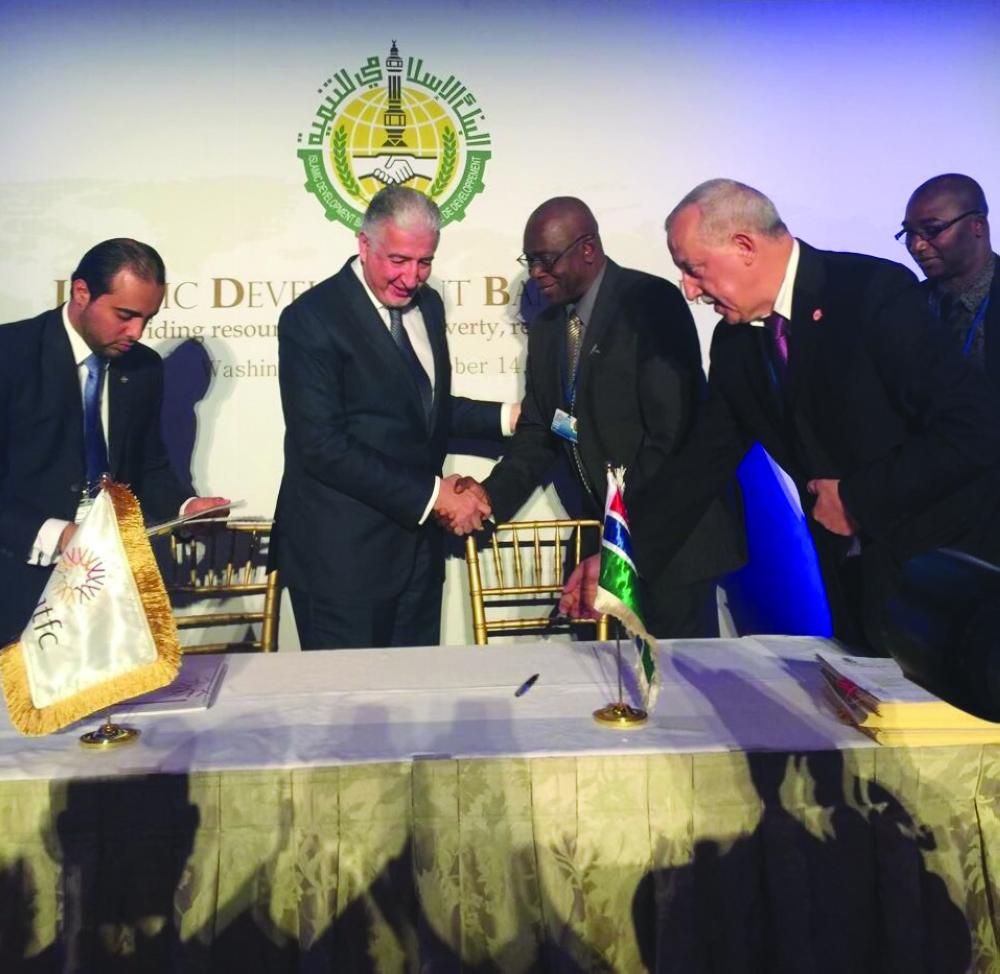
[0,635,874,781]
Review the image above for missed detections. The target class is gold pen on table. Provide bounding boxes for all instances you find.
[514,673,539,697]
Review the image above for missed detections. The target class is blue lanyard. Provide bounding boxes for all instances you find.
[962,294,991,356]
[563,368,579,408]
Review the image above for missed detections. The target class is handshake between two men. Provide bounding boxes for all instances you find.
[431,401,523,536]
[432,475,492,536]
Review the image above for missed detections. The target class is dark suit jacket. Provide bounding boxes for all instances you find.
[274,258,502,602]
[630,242,1000,620]
[483,259,744,593]
[0,307,190,642]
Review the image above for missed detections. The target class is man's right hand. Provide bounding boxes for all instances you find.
[57,523,78,555]
[434,474,491,535]
[559,554,601,619]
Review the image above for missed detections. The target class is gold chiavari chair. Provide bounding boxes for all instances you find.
[464,518,609,645]
[162,519,279,653]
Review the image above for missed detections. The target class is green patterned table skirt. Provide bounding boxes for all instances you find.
[1,746,998,972]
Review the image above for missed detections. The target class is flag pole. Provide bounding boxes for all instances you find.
[593,621,648,726]
[616,623,624,706]
[80,711,140,748]
[591,463,650,727]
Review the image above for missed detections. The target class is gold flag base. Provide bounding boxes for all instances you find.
[593,702,648,727]
[79,719,140,749]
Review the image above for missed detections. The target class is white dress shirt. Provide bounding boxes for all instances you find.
[749,238,801,326]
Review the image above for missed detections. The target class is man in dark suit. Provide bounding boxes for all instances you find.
[449,197,743,636]
[0,238,228,644]
[900,174,999,384]
[562,179,1000,649]
[274,186,512,649]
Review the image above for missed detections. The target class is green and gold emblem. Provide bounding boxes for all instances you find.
[297,41,492,229]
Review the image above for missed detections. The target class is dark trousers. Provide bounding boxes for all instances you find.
[289,535,442,650]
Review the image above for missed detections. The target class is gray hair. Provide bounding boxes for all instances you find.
[665,178,788,244]
[360,186,441,240]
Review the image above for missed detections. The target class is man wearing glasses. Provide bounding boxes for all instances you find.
[448,196,744,637]
[899,174,998,380]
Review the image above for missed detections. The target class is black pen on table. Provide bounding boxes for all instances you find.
[514,673,539,697]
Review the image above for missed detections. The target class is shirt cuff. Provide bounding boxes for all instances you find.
[179,497,199,515]
[30,519,70,567]
[500,403,515,437]
[418,477,441,526]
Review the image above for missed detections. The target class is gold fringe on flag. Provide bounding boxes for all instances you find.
[0,480,181,736]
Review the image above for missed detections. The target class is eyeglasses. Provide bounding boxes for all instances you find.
[895,210,981,244]
[517,234,592,271]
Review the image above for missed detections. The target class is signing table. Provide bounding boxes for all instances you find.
[0,636,997,972]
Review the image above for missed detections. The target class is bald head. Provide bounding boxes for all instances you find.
[902,173,991,288]
[526,197,600,240]
[907,173,989,217]
[522,197,605,305]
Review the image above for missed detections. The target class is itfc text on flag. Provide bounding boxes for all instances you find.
[592,467,660,709]
[0,481,181,735]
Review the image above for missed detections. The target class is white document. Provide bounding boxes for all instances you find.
[111,655,227,717]
[145,500,246,537]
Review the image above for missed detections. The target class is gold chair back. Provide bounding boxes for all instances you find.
[162,519,279,653]
[464,518,609,645]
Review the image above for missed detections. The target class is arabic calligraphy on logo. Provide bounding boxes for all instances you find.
[297,41,492,230]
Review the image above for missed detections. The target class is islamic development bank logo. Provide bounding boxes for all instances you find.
[296,41,492,230]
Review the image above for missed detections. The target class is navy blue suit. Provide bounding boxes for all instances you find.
[0,308,190,643]
[274,259,503,648]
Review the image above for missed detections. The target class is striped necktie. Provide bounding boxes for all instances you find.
[565,311,584,403]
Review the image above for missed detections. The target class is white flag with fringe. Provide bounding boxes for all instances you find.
[0,481,180,735]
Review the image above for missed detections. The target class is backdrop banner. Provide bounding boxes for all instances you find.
[1,0,997,645]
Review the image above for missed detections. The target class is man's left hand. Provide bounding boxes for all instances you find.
[185,496,231,519]
[806,479,858,536]
[559,554,602,619]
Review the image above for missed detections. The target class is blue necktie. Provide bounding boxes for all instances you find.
[83,353,109,493]
[388,307,433,419]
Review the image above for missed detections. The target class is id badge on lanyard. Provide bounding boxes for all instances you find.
[551,407,578,444]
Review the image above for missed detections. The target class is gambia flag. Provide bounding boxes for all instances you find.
[593,467,660,708]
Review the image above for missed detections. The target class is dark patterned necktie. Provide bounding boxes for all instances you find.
[83,353,109,493]
[566,311,584,400]
[388,307,433,419]
[764,312,790,384]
